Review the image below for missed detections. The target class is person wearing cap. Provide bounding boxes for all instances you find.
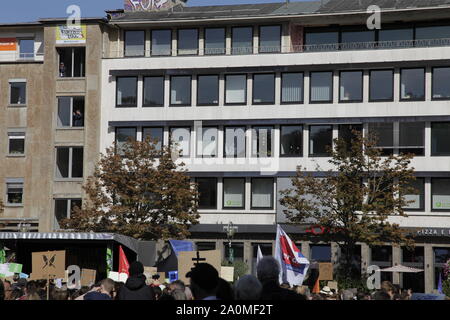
[186,263,219,300]
[118,261,155,300]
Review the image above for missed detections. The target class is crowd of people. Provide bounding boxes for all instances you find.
[0,256,423,301]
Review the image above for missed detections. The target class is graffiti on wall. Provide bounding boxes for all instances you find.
[124,0,180,11]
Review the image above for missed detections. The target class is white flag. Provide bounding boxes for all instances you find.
[256,245,263,268]
[274,224,310,287]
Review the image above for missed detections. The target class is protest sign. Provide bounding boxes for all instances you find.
[0,264,14,278]
[143,266,157,280]
[8,263,22,273]
[81,269,97,287]
[178,250,221,284]
[108,271,128,283]
[220,266,234,282]
[319,263,334,281]
[32,250,66,279]
[327,281,338,292]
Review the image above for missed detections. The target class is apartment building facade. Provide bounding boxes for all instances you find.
[99,0,450,292]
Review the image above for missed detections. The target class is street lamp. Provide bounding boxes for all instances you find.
[223,222,238,264]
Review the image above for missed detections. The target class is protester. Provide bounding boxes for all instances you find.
[3,280,12,300]
[339,289,355,301]
[184,286,193,300]
[380,281,395,299]
[168,280,185,293]
[372,290,392,300]
[0,280,4,301]
[118,261,155,300]
[234,275,262,300]
[295,285,311,300]
[171,289,187,300]
[153,286,162,300]
[84,279,115,300]
[113,281,123,300]
[257,256,305,300]
[51,288,68,301]
[216,278,234,300]
[186,263,219,300]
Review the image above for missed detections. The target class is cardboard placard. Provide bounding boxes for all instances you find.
[108,271,128,283]
[32,250,66,279]
[327,281,338,292]
[319,263,333,281]
[81,269,97,287]
[143,266,157,281]
[8,263,22,273]
[178,250,221,284]
[220,266,234,282]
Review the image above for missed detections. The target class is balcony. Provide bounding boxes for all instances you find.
[0,52,44,63]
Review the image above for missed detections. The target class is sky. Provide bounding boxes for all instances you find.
[1,0,309,24]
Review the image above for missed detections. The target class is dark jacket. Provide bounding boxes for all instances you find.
[84,292,111,300]
[260,280,306,301]
[118,274,155,300]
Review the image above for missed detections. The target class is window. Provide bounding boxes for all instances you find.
[143,76,164,107]
[252,126,274,157]
[399,122,425,156]
[253,73,275,104]
[57,97,85,128]
[196,178,217,209]
[378,28,413,48]
[54,199,82,230]
[340,71,363,102]
[416,25,450,45]
[151,29,172,56]
[225,74,247,105]
[124,30,145,57]
[56,147,83,179]
[368,123,394,156]
[224,126,246,158]
[116,77,137,107]
[341,30,375,50]
[9,81,26,105]
[143,127,163,151]
[223,242,244,263]
[232,27,253,55]
[309,125,333,157]
[281,73,303,103]
[115,127,137,154]
[170,76,191,106]
[197,127,218,158]
[57,47,85,77]
[432,67,450,100]
[370,245,393,282]
[304,31,339,51]
[170,127,191,157]
[310,245,331,262]
[259,25,281,53]
[338,124,362,152]
[197,75,219,106]
[402,178,425,211]
[204,28,225,55]
[280,125,303,157]
[310,72,333,103]
[8,131,25,155]
[370,70,394,101]
[400,68,425,101]
[251,178,274,209]
[6,180,23,205]
[196,242,216,251]
[434,248,450,290]
[223,178,245,209]
[252,243,273,274]
[432,178,450,211]
[178,29,198,55]
[19,39,34,59]
[431,122,450,156]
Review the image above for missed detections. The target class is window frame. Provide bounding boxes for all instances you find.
[223,126,247,158]
[115,76,138,108]
[57,47,86,78]
[431,178,450,212]
[308,124,333,157]
[369,69,394,102]
[431,122,450,156]
[55,146,84,180]
[150,29,173,57]
[9,81,27,106]
[177,28,199,56]
[281,72,304,104]
[225,74,248,106]
[252,125,275,158]
[169,75,192,107]
[54,198,82,230]
[196,126,219,158]
[258,25,282,54]
[142,76,165,108]
[57,96,85,128]
[222,177,246,210]
[196,177,218,210]
[250,177,274,210]
[252,73,276,105]
[279,124,303,158]
[142,126,164,152]
[231,26,254,55]
[309,71,334,104]
[431,67,450,101]
[204,27,226,55]
[196,74,220,106]
[402,177,425,212]
[339,70,364,103]
[124,30,146,57]
[115,127,137,154]
[399,67,426,102]
[7,131,26,156]
[6,180,24,206]
[169,126,191,158]
[398,121,425,157]
[18,38,34,60]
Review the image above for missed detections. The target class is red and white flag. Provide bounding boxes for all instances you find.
[119,245,130,276]
[274,224,310,286]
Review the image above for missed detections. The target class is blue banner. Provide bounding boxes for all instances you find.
[411,293,446,300]
[169,240,194,257]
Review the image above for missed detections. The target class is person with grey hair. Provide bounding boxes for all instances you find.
[234,275,262,300]
[256,256,305,301]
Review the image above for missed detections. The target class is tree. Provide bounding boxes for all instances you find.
[61,138,200,240]
[279,130,416,280]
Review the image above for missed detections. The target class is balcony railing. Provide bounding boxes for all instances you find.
[0,52,43,62]
[107,37,450,58]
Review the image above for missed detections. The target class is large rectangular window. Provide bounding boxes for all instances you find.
[170,76,191,106]
[19,39,34,59]
[281,73,303,103]
[116,77,137,107]
[432,178,450,211]
[400,68,425,101]
[178,29,198,55]
[338,124,362,152]
[431,122,450,156]
[280,125,303,157]
[252,126,274,158]
[197,178,217,209]
[341,30,375,50]
[259,25,281,53]
[310,72,333,103]
[197,127,218,158]
[57,47,85,77]
[368,123,394,156]
[170,127,191,157]
[204,28,225,55]
[124,30,145,57]
[54,199,82,230]
[253,73,275,104]
[57,96,85,128]
[197,75,219,106]
[399,122,425,156]
[224,126,246,158]
[251,178,274,209]
[115,127,137,154]
[232,27,253,55]
[310,244,332,262]
[151,29,172,56]
[143,127,164,151]
[339,71,363,102]
[370,70,394,101]
[56,147,83,179]
[304,31,339,51]
[432,67,450,100]
[223,178,245,209]
[434,248,450,290]
[402,178,425,211]
[143,76,164,107]
[416,25,450,43]
[225,74,247,105]
[309,125,333,157]
[8,131,25,155]
[6,180,23,205]
[378,28,413,48]
[9,81,26,105]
